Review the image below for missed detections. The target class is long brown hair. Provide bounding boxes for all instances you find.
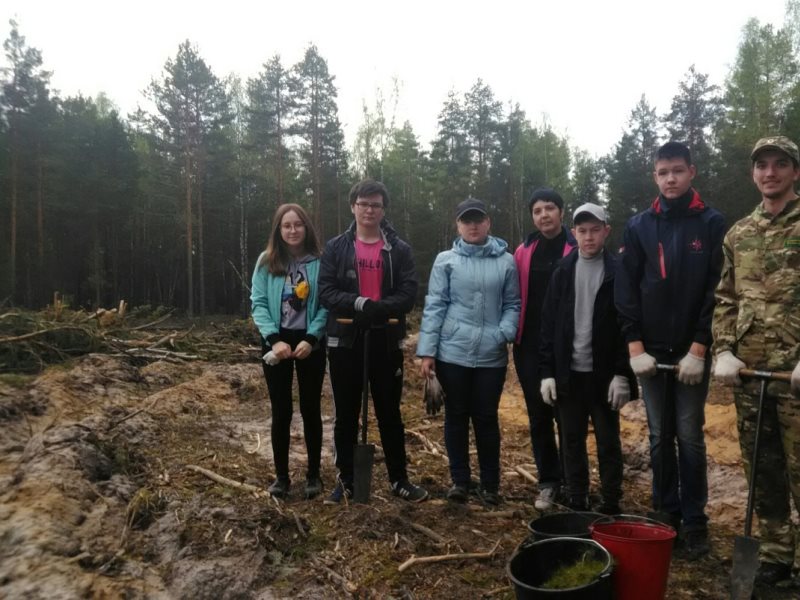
[261,203,322,275]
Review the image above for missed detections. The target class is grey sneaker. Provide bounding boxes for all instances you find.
[305,475,323,499]
[447,484,469,503]
[268,477,290,499]
[391,479,429,503]
[478,488,501,506]
[535,486,558,511]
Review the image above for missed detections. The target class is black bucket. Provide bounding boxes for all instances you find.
[527,512,604,541]
[507,537,614,599]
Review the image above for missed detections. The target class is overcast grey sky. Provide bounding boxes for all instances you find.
[0,0,788,157]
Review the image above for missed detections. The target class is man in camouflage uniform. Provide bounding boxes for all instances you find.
[713,135,800,585]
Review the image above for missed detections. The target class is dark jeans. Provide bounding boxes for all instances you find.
[436,360,506,493]
[640,366,710,531]
[261,329,325,480]
[328,328,407,483]
[513,344,563,489]
[559,371,623,504]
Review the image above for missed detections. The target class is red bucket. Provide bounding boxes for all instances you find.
[590,515,676,600]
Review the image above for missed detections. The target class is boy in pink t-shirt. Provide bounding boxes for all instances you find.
[319,179,426,504]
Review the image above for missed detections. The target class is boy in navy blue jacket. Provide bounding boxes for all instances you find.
[539,203,636,514]
[615,142,725,559]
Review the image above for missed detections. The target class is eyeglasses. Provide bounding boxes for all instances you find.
[354,201,384,211]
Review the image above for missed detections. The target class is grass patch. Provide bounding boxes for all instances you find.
[0,373,35,388]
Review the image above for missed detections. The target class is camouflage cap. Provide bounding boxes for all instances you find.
[751,135,800,164]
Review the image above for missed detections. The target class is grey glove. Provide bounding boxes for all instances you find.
[424,373,445,416]
[677,352,705,385]
[630,352,657,377]
[792,360,800,395]
[713,350,746,386]
[540,378,557,406]
[607,375,631,411]
[262,350,280,366]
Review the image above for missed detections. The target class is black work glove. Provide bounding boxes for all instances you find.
[353,310,372,329]
[361,299,389,326]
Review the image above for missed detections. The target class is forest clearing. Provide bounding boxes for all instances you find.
[0,310,796,599]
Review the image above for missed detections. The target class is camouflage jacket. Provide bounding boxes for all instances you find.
[713,198,800,370]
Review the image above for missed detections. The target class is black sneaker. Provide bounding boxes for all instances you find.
[478,488,501,506]
[268,477,290,499]
[323,479,352,505]
[756,562,792,585]
[597,501,621,515]
[391,479,429,503]
[567,496,590,512]
[683,528,710,561]
[305,475,323,499]
[447,484,469,503]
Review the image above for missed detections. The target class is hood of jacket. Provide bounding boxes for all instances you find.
[451,235,508,258]
[521,225,576,248]
[344,218,400,247]
[649,188,706,217]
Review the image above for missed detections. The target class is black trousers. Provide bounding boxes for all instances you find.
[513,344,563,488]
[435,360,506,492]
[328,328,407,483]
[261,329,325,480]
[558,370,623,504]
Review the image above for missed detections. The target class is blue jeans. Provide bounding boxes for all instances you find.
[640,367,709,531]
[435,360,507,492]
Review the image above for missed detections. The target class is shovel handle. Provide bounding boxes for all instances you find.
[739,368,792,383]
[658,363,792,383]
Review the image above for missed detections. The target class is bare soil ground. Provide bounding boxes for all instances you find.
[0,321,796,599]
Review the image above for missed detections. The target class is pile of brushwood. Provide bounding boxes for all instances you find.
[0,300,260,373]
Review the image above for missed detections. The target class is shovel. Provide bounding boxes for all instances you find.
[650,363,678,528]
[335,318,398,504]
[730,367,792,600]
[352,327,375,503]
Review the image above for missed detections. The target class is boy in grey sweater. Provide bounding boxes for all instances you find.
[539,203,637,513]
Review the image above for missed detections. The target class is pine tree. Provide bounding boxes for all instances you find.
[605,95,661,244]
[663,66,722,195]
[290,45,347,238]
[717,18,799,222]
[0,19,53,304]
[246,55,295,212]
[147,40,231,315]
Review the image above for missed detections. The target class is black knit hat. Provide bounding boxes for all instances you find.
[528,187,564,212]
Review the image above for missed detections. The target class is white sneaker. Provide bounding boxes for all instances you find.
[535,486,558,511]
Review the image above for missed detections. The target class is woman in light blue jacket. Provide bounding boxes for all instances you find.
[251,203,328,500]
[417,198,520,505]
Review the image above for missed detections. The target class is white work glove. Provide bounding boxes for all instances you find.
[677,352,705,386]
[713,350,746,386]
[262,351,280,366]
[791,360,800,395]
[540,378,557,406]
[630,352,657,378]
[607,375,631,411]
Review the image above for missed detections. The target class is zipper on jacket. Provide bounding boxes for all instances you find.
[658,242,667,279]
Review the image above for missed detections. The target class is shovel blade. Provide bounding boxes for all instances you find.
[730,535,760,600]
[353,443,375,503]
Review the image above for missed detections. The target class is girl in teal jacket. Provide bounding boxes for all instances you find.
[251,203,328,500]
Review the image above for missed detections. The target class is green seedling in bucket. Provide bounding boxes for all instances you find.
[541,552,607,590]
